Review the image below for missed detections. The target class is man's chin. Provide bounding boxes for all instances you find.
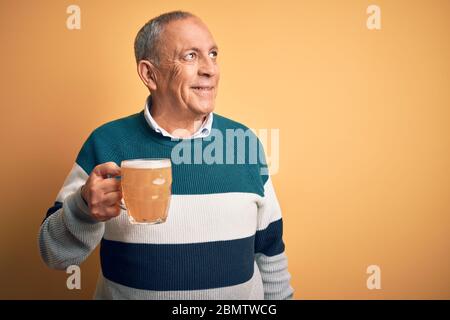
[191,102,215,116]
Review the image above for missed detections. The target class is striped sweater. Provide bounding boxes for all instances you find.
[38,106,294,300]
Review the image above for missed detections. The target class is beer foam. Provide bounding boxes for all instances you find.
[121,159,171,169]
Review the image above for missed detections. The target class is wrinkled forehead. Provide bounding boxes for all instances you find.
[160,17,217,54]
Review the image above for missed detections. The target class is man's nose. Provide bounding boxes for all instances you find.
[198,56,218,77]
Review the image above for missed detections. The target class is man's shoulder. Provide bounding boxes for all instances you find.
[90,111,143,138]
[212,113,261,141]
[76,112,144,173]
[212,113,251,131]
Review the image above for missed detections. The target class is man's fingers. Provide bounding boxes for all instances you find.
[92,204,121,222]
[84,162,123,222]
[92,162,121,180]
[103,191,122,206]
[99,178,121,194]
[103,204,122,218]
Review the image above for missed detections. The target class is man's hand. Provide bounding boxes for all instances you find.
[81,162,122,222]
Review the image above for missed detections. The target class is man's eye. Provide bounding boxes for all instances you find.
[185,52,196,61]
[209,51,218,58]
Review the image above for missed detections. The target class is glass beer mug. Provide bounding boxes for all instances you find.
[120,158,172,225]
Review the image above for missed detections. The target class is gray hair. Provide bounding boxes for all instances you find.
[134,11,194,65]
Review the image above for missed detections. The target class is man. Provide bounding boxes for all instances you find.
[39,11,294,300]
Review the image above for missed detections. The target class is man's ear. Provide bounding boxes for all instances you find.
[137,60,158,91]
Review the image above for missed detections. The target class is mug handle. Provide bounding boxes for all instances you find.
[107,174,127,211]
[119,198,127,211]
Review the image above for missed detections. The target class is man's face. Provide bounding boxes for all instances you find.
[153,17,220,117]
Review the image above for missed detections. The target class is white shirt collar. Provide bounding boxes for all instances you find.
[143,95,213,139]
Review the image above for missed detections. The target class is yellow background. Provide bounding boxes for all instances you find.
[0,0,449,299]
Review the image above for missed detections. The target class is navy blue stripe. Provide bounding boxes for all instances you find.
[42,201,63,224]
[100,237,255,291]
[254,219,285,256]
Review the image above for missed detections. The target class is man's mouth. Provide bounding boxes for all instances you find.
[191,86,214,91]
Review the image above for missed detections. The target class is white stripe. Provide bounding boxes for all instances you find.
[255,252,294,299]
[103,192,262,244]
[256,177,283,231]
[55,163,89,203]
[55,165,282,243]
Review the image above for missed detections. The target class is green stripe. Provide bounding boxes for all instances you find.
[76,112,268,196]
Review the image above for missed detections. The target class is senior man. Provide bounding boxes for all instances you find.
[39,11,294,300]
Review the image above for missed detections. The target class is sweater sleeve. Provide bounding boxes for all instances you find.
[38,162,105,270]
[255,176,294,300]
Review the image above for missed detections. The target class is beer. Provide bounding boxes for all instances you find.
[120,159,172,224]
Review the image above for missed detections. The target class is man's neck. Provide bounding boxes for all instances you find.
[150,99,207,138]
